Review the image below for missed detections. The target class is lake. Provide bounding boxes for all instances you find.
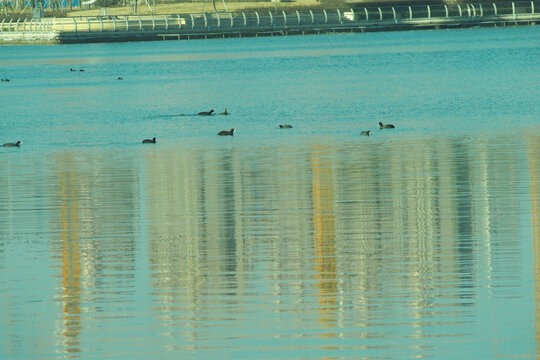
[1,26,539,359]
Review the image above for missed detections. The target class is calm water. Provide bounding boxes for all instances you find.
[1,26,539,359]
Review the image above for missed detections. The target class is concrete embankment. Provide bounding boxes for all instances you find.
[0,1,538,44]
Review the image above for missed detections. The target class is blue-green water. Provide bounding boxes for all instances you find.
[1,26,539,359]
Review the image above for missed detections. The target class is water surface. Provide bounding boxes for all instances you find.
[1,26,539,359]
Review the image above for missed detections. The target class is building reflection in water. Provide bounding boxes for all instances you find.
[57,155,82,356]
[51,152,138,356]
[527,135,540,354]
[144,148,247,346]
[133,134,530,353]
[310,145,338,332]
[1,130,535,357]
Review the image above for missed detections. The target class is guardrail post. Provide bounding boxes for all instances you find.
[323,9,328,23]
[364,8,369,20]
[100,17,103,32]
[151,15,155,30]
[532,1,535,14]
[242,12,247,26]
[269,11,273,26]
[177,14,182,29]
[427,5,431,18]
[337,9,341,23]
[512,2,516,18]
[16,19,20,32]
[444,4,448,18]
[479,4,483,17]
[125,16,129,31]
[72,17,77,33]
[409,6,412,19]
[87,17,91,32]
[113,16,116,31]
[493,3,497,15]
[164,15,168,30]
[202,13,207,28]
[378,7,382,20]
[458,4,462,16]
[392,7,396,20]
[190,14,195,29]
[471,4,476,17]
[296,10,301,24]
[216,13,221,27]
[282,10,287,26]
[310,9,314,23]
[229,12,233,27]
[350,8,355,21]
[138,16,142,31]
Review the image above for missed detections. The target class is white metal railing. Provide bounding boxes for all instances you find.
[0,1,538,34]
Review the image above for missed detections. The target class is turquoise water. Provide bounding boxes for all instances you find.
[1,26,539,359]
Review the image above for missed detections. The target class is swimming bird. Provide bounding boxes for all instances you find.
[79,69,85,72]
[70,68,76,72]
[117,77,123,80]
[3,140,21,147]
[217,129,234,136]
[218,108,229,115]
[279,125,293,129]
[379,122,395,129]
[198,110,214,116]
[142,137,156,144]
[360,130,371,136]
[1,78,10,82]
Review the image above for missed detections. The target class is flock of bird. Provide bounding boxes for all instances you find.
[2,117,396,148]
[137,119,396,144]
[2,70,396,148]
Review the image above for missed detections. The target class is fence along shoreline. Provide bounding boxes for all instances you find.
[0,1,538,44]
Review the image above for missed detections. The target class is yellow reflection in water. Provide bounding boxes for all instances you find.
[59,162,82,355]
[528,136,540,359]
[311,145,338,332]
